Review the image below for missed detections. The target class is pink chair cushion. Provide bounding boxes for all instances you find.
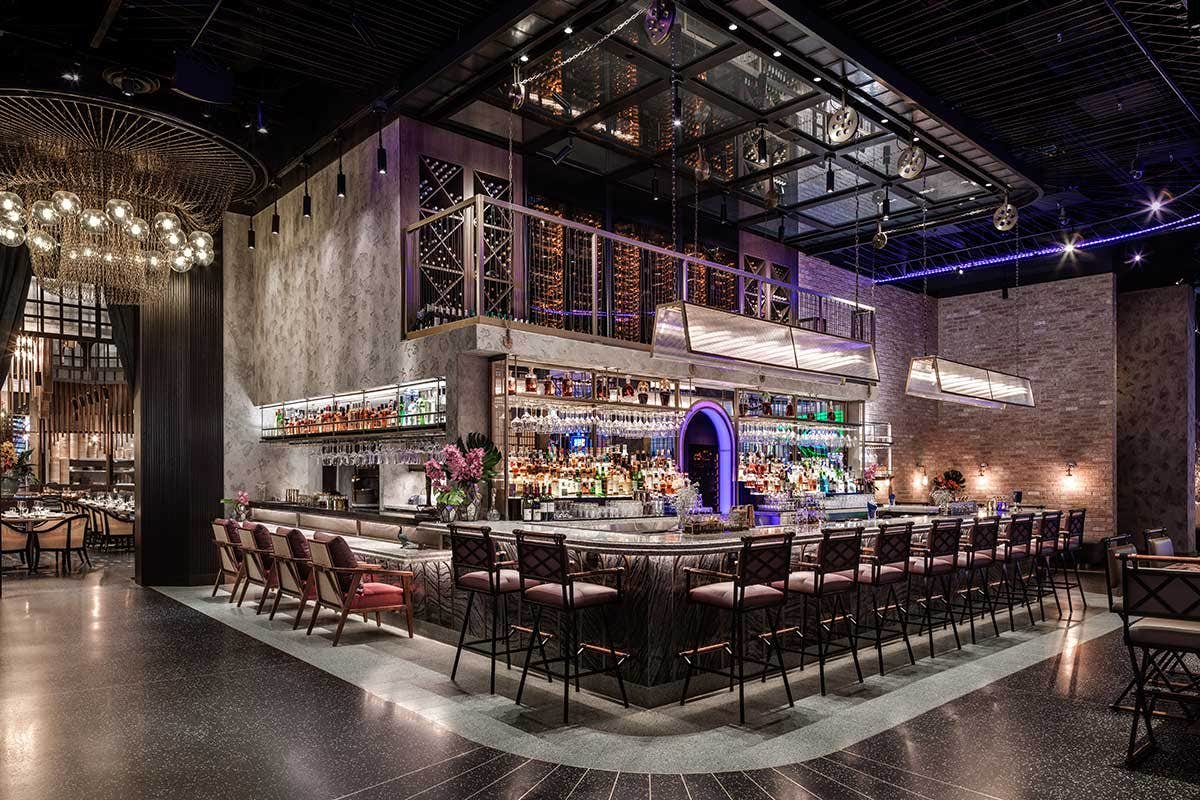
[458,569,537,594]
[855,563,906,585]
[249,524,274,569]
[276,527,312,579]
[349,582,405,610]
[772,569,855,594]
[689,580,784,609]
[314,532,357,591]
[1000,544,1029,560]
[956,550,993,569]
[524,580,618,608]
[909,555,956,575]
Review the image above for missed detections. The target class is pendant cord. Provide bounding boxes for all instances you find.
[921,182,929,357]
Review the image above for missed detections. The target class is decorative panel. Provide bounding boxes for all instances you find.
[416,155,465,323]
[475,171,513,320]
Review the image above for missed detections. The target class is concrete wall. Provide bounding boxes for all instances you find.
[1117,286,1196,551]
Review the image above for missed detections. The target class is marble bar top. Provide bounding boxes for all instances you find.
[418,509,1054,557]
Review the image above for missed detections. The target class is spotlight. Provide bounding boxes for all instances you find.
[720,193,729,224]
[336,134,346,199]
[256,100,268,134]
[375,104,388,174]
[62,71,81,83]
[302,159,312,218]
[728,22,738,31]
[937,153,945,159]
[882,186,891,219]
[1150,198,1162,213]
[519,54,529,63]
[271,189,280,235]
[549,134,574,165]
[1131,251,1143,265]
[825,156,835,193]
[651,171,661,201]
[879,117,887,124]
[247,221,256,250]
[564,25,573,34]
[957,267,964,275]
[812,75,822,82]
[672,91,682,127]
[772,49,782,57]
[755,123,768,163]
[1063,240,1076,254]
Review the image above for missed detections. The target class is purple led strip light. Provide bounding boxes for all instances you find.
[877,211,1200,283]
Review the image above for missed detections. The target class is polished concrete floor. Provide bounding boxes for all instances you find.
[2,555,1199,799]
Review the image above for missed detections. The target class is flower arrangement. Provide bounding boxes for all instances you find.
[931,469,966,494]
[0,442,16,474]
[862,463,879,494]
[1,442,38,495]
[425,432,500,520]
[220,489,251,521]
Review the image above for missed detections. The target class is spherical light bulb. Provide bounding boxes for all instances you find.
[1,205,26,226]
[62,245,80,261]
[0,224,26,247]
[100,248,117,264]
[162,229,185,251]
[153,211,181,239]
[170,249,194,273]
[80,245,96,259]
[188,230,214,253]
[80,208,111,233]
[193,247,214,267]
[28,230,57,253]
[0,191,24,214]
[105,199,134,226]
[125,217,148,241]
[51,190,81,216]
[31,200,60,226]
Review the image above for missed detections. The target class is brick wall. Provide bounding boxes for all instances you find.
[927,274,1117,541]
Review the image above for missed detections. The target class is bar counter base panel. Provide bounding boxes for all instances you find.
[161,583,1120,773]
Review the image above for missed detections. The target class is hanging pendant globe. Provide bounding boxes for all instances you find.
[125,217,149,241]
[28,229,57,253]
[153,211,181,238]
[105,198,135,227]
[188,230,214,252]
[80,208,111,233]
[0,224,26,246]
[170,247,194,273]
[161,228,185,251]
[1,204,27,226]
[193,247,214,267]
[30,200,61,226]
[0,191,24,215]
[51,190,82,216]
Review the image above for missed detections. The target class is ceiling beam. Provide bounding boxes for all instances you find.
[90,0,124,48]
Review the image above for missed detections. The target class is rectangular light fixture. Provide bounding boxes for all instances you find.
[905,355,1034,408]
[652,302,879,385]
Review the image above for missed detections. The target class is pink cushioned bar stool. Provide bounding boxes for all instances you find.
[1029,511,1064,619]
[856,521,916,676]
[909,518,963,657]
[992,512,1037,631]
[449,525,540,695]
[678,532,795,724]
[953,515,1001,644]
[1053,508,1087,613]
[513,530,628,724]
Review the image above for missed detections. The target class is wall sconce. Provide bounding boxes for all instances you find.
[1065,461,1077,477]
[915,462,928,487]
[978,462,988,477]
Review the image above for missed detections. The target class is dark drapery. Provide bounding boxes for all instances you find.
[108,303,139,390]
[0,244,33,389]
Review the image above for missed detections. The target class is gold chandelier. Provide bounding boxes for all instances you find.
[0,91,265,304]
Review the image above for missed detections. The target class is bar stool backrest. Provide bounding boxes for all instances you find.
[1008,513,1035,547]
[818,527,864,574]
[1038,511,1062,543]
[928,518,962,557]
[736,533,794,592]
[1065,509,1086,547]
[971,516,1000,556]
[875,522,914,568]
[270,528,312,592]
[1146,535,1175,558]
[240,523,274,583]
[449,525,496,576]
[1103,534,1137,612]
[34,514,86,550]
[1123,558,1200,623]
[514,530,570,586]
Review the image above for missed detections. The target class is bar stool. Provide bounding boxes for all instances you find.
[993,512,1037,630]
[954,516,1000,644]
[1055,508,1087,612]
[1030,511,1063,618]
[777,527,865,695]
[909,518,962,657]
[679,533,795,723]
[449,525,537,695]
[513,531,628,723]
[855,521,916,676]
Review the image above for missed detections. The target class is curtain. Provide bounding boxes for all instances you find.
[108,304,139,390]
[0,244,33,389]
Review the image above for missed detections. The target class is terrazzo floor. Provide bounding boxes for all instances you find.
[2,554,1199,799]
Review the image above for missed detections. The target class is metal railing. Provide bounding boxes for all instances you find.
[403,195,874,345]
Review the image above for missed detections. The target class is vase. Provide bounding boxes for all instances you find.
[457,484,480,522]
[438,504,459,523]
[930,489,953,514]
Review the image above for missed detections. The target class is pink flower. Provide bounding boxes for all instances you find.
[425,458,446,490]
[236,490,250,505]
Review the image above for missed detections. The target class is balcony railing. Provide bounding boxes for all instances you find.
[403,196,874,346]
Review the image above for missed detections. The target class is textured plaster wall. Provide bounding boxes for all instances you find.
[1117,286,1196,551]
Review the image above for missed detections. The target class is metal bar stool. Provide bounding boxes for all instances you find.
[953,516,1001,644]
[513,530,628,723]
[1029,511,1063,619]
[1054,508,1087,612]
[449,525,535,694]
[855,521,916,676]
[678,533,795,724]
[909,518,962,657]
[993,512,1037,630]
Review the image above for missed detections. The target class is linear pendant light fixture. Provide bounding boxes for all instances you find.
[905,355,1034,409]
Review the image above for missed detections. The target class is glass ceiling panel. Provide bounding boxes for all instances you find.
[514,38,654,123]
[696,52,814,112]
[800,192,884,226]
[905,169,980,203]
[788,102,886,148]
[611,3,731,64]
[591,88,741,154]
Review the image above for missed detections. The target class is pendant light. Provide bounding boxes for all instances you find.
[720,192,728,224]
[375,104,388,175]
[271,184,280,235]
[651,170,661,201]
[755,122,768,163]
[301,158,312,219]
[825,154,835,193]
[336,134,346,199]
[247,217,256,250]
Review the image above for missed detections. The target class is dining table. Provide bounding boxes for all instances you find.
[1,511,70,574]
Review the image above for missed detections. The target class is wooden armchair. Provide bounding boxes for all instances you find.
[235,523,277,614]
[268,527,315,629]
[101,510,134,552]
[306,533,414,646]
[211,520,244,600]
[1,521,32,597]
[33,514,90,575]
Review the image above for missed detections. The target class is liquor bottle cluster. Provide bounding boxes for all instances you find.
[270,384,445,436]
[414,303,468,330]
[508,446,681,499]
[506,370,592,399]
[737,393,846,422]
[738,449,856,495]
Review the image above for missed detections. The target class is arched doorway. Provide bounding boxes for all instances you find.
[677,401,736,514]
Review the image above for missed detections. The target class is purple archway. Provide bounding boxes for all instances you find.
[677,400,736,514]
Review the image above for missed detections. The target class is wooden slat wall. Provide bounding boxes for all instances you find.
[44,381,134,434]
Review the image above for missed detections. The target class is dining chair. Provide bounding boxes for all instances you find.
[32,514,90,575]
[267,527,315,629]
[306,533,415,646]
[102,510,135,552]
[0,520,32,597]
[235,522,277,613]
[211,520,244,600]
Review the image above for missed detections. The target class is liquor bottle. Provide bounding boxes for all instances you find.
[621,376,635,400]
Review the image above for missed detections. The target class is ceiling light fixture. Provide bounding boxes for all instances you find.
[302,159,311,219]
[772,49,782,57]
[813,75,822,82]
[755,122,768,163]
[563,25,574,34]
[375,104,387,174]
[550,133,574,166]
[62,71,81,83]
[271,185,280,235]
[882,185,891,219]
[825,154,835,193]
[519,53,529,63]
[937,153,945,159]
[671,80,683,127]
[247,218,255,250]
[728,22,738,31]
[256,100,268,135]
[651,171,661,201]
[336,134,346,199]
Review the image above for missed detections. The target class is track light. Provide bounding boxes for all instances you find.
[247,219,256,250]
[651,171,661,201]
[302,159,311,219]
[755,123,767,163]
[375,105,387,174]
[825,155,835,193]
[336,135,346,199]
[882,186,891,220]
[550,134,574,165]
